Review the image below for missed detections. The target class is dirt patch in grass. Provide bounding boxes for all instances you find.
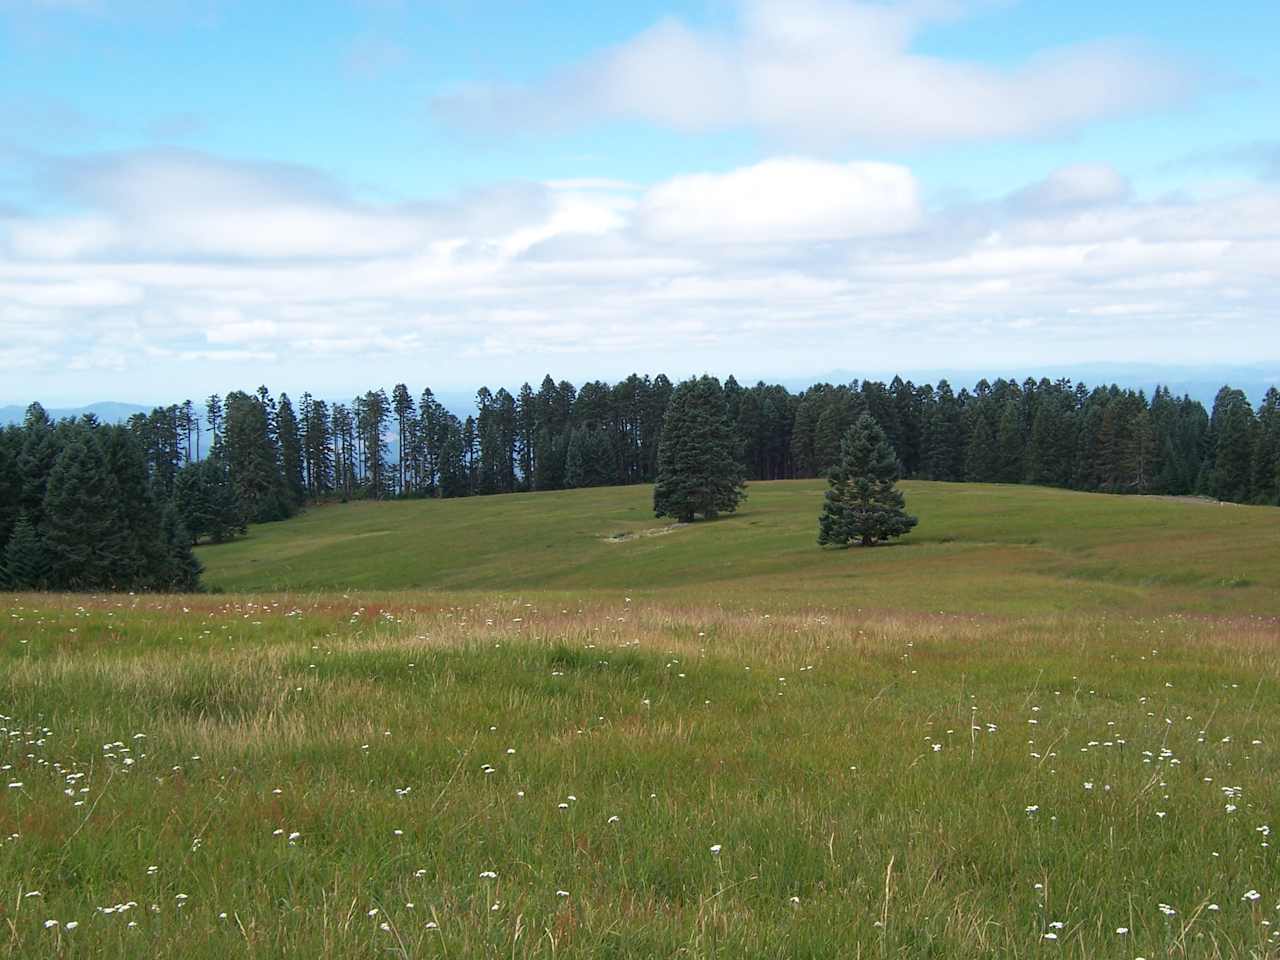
[602,524,684,544]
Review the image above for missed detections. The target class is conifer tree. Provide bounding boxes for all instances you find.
[564,427,614,488]
[653,376,746,522]
[0,427,21,551]
[964,413,997,482]
[42,436,129,590]
[817,414,918,548]
[276,394,305,507]
[995,400,1025,482]
[174,459,245,543]
[155,503,204,592]
[2,511,49,589]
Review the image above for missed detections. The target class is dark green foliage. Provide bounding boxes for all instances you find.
[8,370,1280,598]
[995,400,1025,483]
[0,427,22,551]
[97,424,164,586]
[174,459,245,543]
[2,511,49,589]
[564,427,615,488]
[1252,388,1280,505]
[222,390,293,522]
[1213,395,1256,502]
[156,503,204,592]
[923,381,966,481]
[42,435,133,590]
[818,414,919,547]
[964,412,998,482]
[654,376,746,522]
[438,422,469,499]
[276,393,305,507]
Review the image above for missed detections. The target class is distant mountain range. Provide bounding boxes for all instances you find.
[0,401,152,426]
[4,365,1277,427]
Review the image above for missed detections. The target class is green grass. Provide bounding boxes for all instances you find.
[3,482,1280,957]
[199,481,1280,616]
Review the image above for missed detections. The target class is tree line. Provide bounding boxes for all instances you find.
[0,406,201,591]
[152,374,1275,509]
[3,372,1278,591]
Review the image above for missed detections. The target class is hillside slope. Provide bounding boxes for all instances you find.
[197,481,1280,615]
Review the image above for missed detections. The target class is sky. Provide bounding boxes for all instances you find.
[1,0,1278,405]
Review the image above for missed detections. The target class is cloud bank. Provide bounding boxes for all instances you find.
[2,145,1277,398]
[433,0,1194,146]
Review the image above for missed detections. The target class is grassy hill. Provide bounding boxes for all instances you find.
[6,481,1279,958]
[199,480,1280,615]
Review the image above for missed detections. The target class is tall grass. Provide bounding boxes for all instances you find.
[3,593,1277,957]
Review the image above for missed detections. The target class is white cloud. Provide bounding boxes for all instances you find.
[1008,164,1132,213]
[2,145,1278,401]
[638,159,921,243]
[433,0,1193,146]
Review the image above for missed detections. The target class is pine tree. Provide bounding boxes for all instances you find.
[817,414,918,548]
[222,391,291,521]
[42,436,130,590]
[964,413,997,482]
[1213,396,1256,502]
[174,459,245,543]
[155,503,204,592]
[0,427,21,551]
[653,376,746,522]
[1250,388,1280,505]
[98,424,163,586]
[2,511,49,589]
[276,393,305,507]
[564,427,614,488]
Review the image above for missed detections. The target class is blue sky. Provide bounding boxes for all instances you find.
[1,0,1278,404]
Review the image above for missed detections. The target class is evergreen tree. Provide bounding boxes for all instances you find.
[1250,388,1280,505]
[155,503,204,592]
[653,376,746,522]
[922,380,965,481]
[532,426,568,491]
[98,424,163,586]
[0,427,21,551]
[276,393,305,507]
[817,414,918,548]
[964,412,998,482]
[2,511,49,590]
[42,436,130,590]
[174,459,245,543]
[564,427,615,488]
[994,400,1025,482]
[222,391,291,521]
[439,423,469,499]
[1213,396,1256,502]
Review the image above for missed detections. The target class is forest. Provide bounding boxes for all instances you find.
[2,372,1278,591]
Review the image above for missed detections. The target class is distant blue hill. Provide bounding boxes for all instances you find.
[0,401,152,426]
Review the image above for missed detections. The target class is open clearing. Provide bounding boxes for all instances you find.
[3,482,1279,958]
[199,481,1280,616]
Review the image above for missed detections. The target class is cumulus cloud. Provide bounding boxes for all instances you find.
[1,145,1278,401]
[433,0,1193,146]
[638,159,921,243]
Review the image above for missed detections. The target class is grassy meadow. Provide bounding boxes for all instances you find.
[3,481,1279,957]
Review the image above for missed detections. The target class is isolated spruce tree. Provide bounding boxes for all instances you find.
[2,512,49,589]
[654,376,746,522]
[818,414,918,548]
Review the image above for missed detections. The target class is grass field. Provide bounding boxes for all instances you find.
[3,482,1279,958]
[199,481,1280,615]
